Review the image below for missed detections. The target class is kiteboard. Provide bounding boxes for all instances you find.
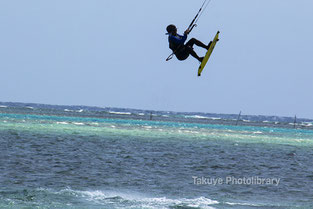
[198,31,220,76]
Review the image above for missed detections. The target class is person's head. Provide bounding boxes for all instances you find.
[166,24,177,35]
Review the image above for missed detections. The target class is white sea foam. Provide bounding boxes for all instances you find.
[26,106,34,109]
[76,190,218,209]
[209,117,222,120]
[56,122,69,125]
[73,122,84,126]
[301,122,313,127]
[108,111,131,115]
[0,105,7,108]
[185,115,210,119]
[138,113,145,116]
[225,201,261,206]
[64,109,74,112]
[76,109,84,113]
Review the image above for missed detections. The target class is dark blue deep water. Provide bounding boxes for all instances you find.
[0,102,313,208]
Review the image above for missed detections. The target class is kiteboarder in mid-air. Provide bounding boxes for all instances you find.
[166,24,211,62]
[165,0,220,77]
[165,0,218,63]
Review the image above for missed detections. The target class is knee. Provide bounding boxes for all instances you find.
[187,38,198,46]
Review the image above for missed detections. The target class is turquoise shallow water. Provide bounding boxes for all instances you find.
[0,103,313,208]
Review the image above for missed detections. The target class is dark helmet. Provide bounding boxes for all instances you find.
[166,24,176,34]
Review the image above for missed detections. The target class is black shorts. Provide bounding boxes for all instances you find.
[175,46,190,61]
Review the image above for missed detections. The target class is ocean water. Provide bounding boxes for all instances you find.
[0,102,313,209]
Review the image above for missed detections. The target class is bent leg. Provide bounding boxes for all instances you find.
[186,38,208,50]
[184,46,203,62]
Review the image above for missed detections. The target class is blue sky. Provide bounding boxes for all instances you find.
[1,0,313,118]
